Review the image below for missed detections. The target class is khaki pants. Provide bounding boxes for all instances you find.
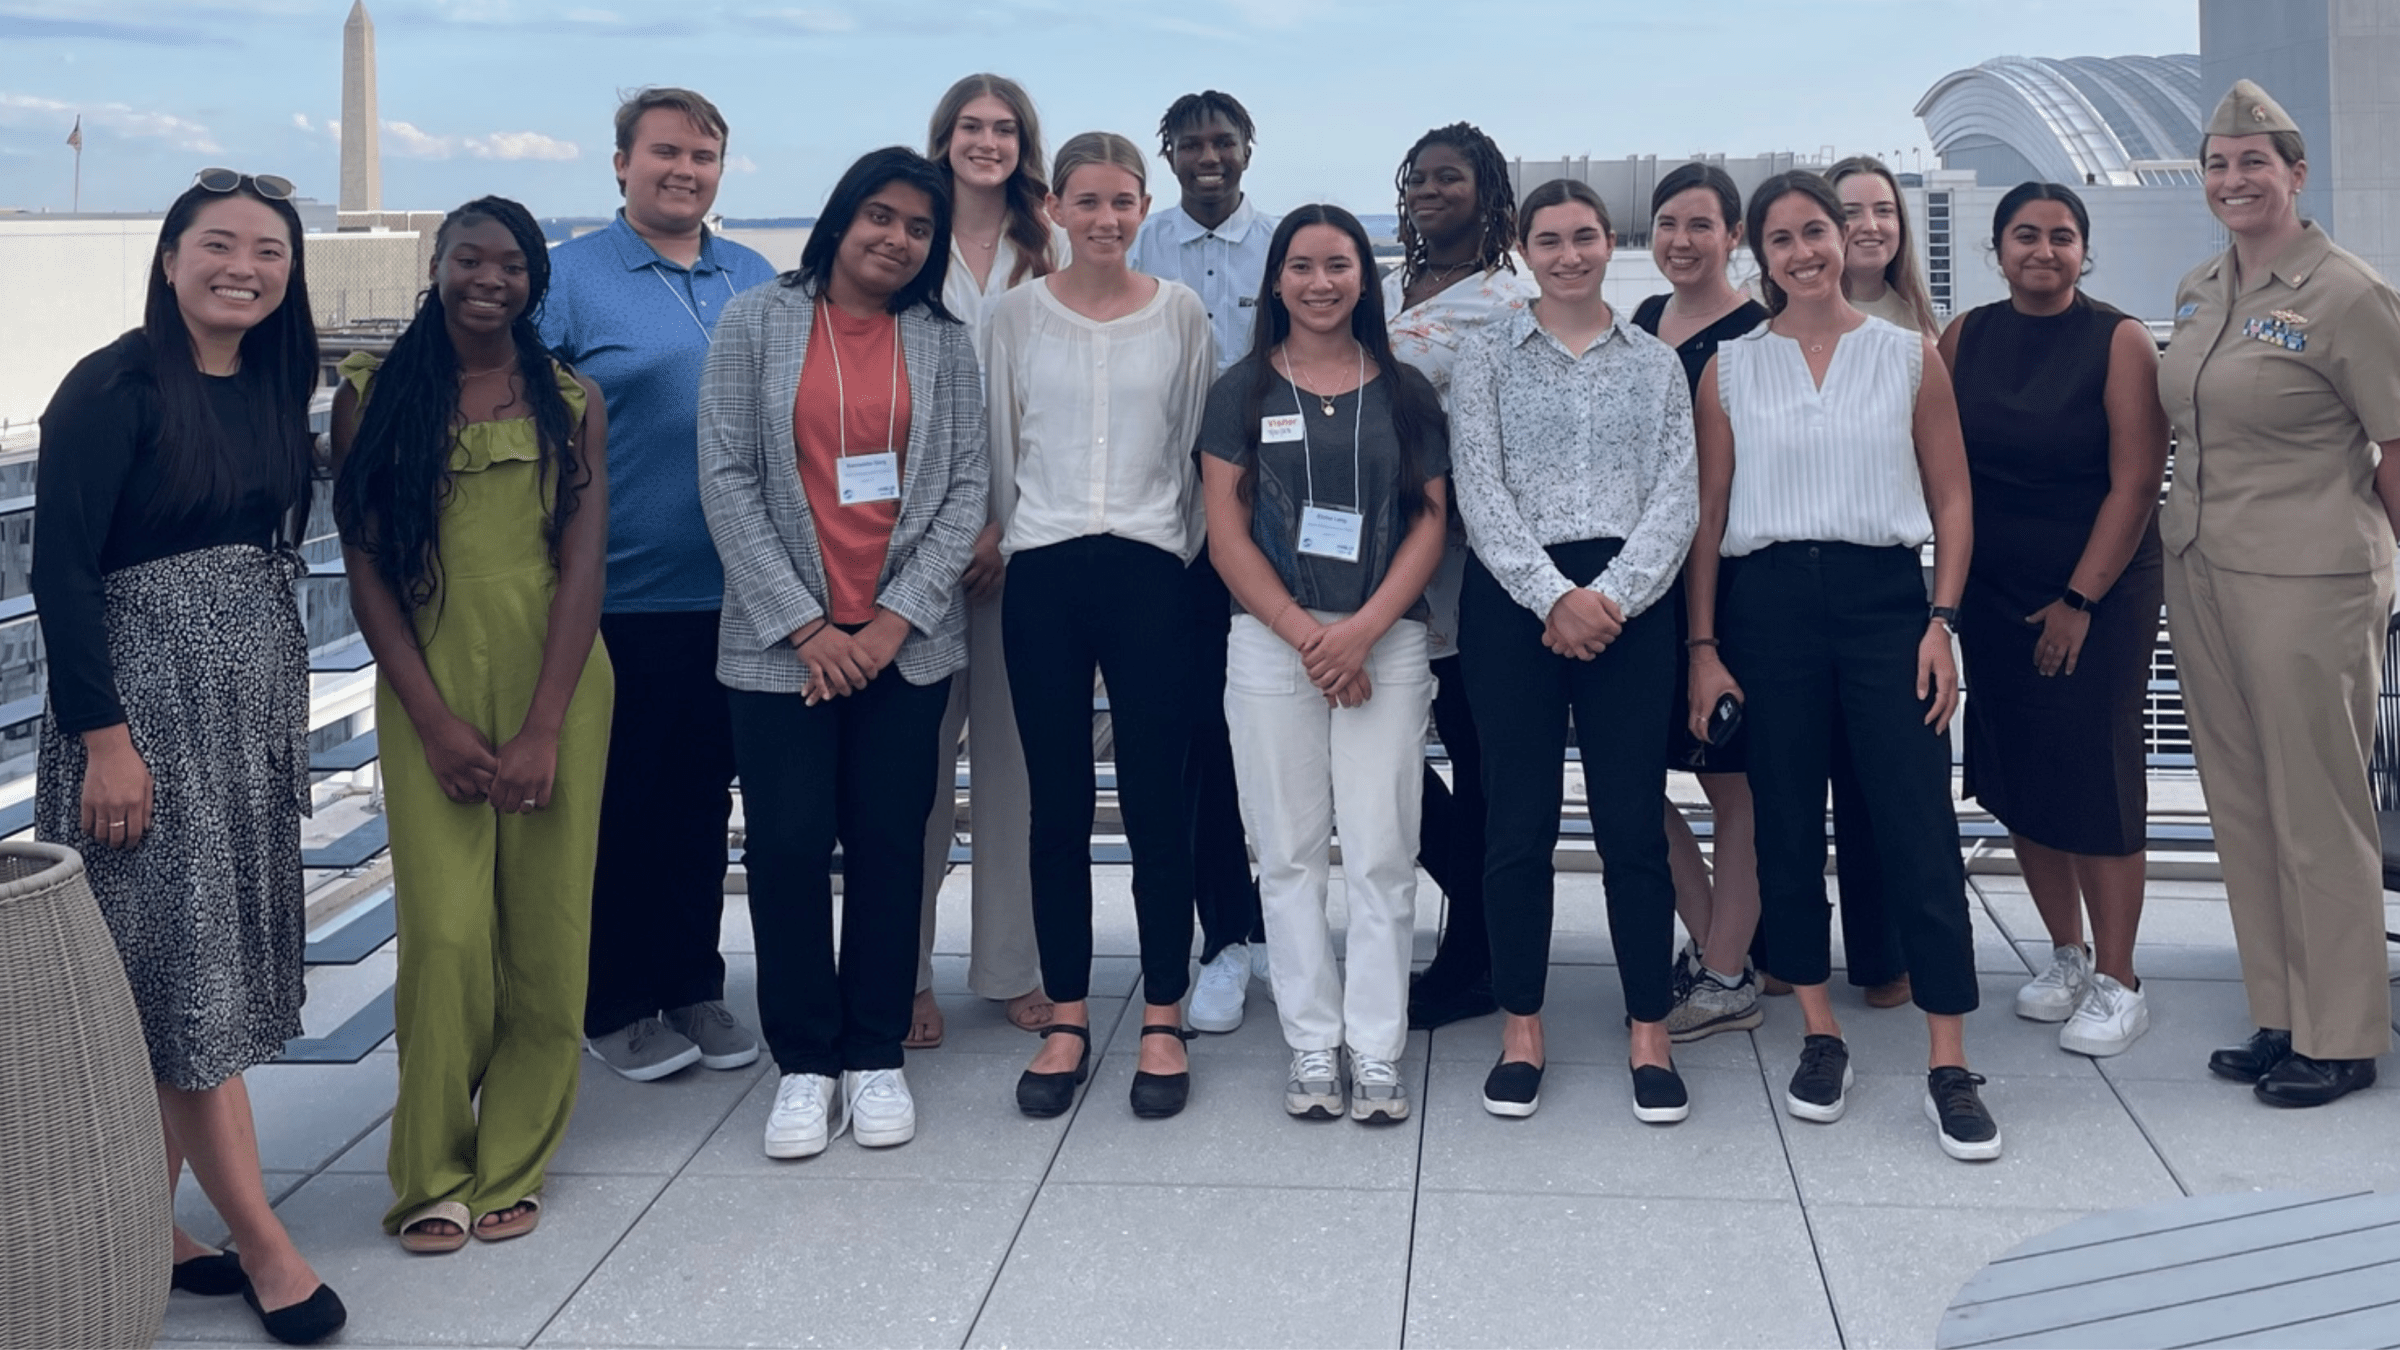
[916,595,1042,1001]
[2165,549,2395,1060]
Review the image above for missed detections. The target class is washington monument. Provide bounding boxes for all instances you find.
[340,0,380,212]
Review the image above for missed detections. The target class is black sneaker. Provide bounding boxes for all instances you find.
[1629,1062,1689,1125]
[1924,1066,2003,1160]
[1785,1034,1852,1123]
[1481,1057,1542,1118]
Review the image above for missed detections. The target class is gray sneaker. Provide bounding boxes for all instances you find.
[1285,1047,1343,1119]
[1665,968,1765,1043]
[666,1000,762,1070]
[1347,1050,1410,1124]
[586,1016,703,1082]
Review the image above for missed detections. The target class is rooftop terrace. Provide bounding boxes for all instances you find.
[154,828,2400,1350]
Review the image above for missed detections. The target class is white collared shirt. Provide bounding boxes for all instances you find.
[1130,197,1278,375]
[1717,317,1931,556]
[942,223,1069,367]
[983,277,1217,563]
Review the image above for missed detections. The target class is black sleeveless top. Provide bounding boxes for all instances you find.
[1632,293,1770,396]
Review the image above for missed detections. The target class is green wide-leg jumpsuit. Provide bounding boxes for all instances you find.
[344,355,616,1233]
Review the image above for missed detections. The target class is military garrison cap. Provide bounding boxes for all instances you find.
[2206,79,2301,137]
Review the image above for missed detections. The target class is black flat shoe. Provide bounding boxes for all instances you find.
[1408,969,1498,1030]
[1481,1056,1543,1118]
[2255,1052,2376,1108]
[2207,1027,2293,1083]
[1015,1023,1091,1118]
[1130,1023,1197,1119]
[170,1250,248,1297]
[242,1281,347,1346]
[1630,1062,1690,1125]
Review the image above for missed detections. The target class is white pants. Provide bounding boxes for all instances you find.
[1225,612,1432,1061]
[917,595,1042,1000]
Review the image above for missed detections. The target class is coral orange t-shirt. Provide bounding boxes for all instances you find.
[795,302,910,625]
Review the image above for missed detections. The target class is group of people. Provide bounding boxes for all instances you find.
[29,69,2400,1343]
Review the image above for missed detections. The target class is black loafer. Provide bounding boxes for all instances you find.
[2207,1027,2293,1083]
[170,1250,248,1297]
[1629,1062,1689,1125]
[1130,1024,1197,1118]
[1481,1057,1543,1118]
[2254,1052,2377,1108]
[1015,1023,1091,1118]
[1408,969,1498,1030]
[242,1281,347,1346]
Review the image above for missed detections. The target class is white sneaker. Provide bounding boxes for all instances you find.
[1285,1047,1343,1119]
[764,1072,844,1159]
[844,1068,917,1147]
[1250,942,1276,1004]
[1347,1050,1409,1124]
[1189,943,1250,1033]
[2014,944,2092,1023]
[2058,973,2149,1057]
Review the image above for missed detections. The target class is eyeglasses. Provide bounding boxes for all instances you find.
[193,167,296,202]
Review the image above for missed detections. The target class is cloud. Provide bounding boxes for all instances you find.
[379,120,579,161]
[0,91,218,151]
[0,11,234,44]
[726,154,759,174]
[751,6,856,32]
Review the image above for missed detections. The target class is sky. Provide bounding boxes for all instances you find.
[0,0,2200,219]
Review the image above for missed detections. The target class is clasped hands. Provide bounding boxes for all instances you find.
[1544,587,1622,660]
[1274,607,1377,708]
[791,610,910,705]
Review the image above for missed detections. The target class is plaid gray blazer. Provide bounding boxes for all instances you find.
[697,280,989,692]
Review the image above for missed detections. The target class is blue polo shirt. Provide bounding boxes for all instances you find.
[540,212,780,613]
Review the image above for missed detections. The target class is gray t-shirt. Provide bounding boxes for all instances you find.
[1199,356,1451,619]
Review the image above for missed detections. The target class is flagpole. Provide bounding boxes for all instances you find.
[67,115,82,212]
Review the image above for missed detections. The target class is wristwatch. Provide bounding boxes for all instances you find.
[2061,587,2099,614]
[1929,605,1960,633]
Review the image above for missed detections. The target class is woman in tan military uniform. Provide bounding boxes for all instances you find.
[2161,80,2400,1108]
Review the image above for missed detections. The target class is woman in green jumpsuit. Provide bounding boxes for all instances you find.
[331,196,614,1250]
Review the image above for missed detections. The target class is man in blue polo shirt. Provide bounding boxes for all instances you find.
[540,86,779,1083]
[1129,90,1278,1035]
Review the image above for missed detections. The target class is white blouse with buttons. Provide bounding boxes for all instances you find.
[982,276,1218,563]
[1716,315,1932,557]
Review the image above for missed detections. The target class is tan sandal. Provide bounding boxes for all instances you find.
[1004,987,1055,1033]
[472,1194,541,1243]
[904,989,945,1050]
[398,1201,470,1254]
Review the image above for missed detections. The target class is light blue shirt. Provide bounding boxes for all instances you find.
[1129,197,1276,375]
[539,212,780,613]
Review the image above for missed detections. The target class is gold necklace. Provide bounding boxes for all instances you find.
[1283,347,1351,416]
[460,360,515,379]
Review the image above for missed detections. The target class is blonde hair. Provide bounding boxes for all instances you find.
[1051,131,1147,198]
[1827,155,1939,334]
[926,73,1054,286]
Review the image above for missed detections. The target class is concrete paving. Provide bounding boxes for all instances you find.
[162,864,2400,1350]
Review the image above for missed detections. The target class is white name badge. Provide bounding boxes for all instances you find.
[1298,505,1363,562]
[1261,414,1305,444]
[837,451,901,506]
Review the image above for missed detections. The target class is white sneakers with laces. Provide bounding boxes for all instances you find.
[2059,972,2149,1057]
[2014,944,2092,1023]
[764,1072,844,1159]
[844,1067,917,1147]
[1190,943,1252,1033]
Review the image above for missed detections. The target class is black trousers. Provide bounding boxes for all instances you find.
[731,671,950,1076]
[1461,542,1679,1024]
[1184,551,1264,961]
[1417,654,1487,970]
[1003,536,1196,1007]
[1726,542,1975,1015]
[584,610,736,1038]
[1750,722,1910,987]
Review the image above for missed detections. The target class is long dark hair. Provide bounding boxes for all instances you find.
[1235,204,1443,520]
[1393,122,1518,291]
[784,147,956,319]
[134,178,318,541]
[1744,171,1847,317]
[1991,180,2093,276]
[333,196,583,625]
[926,74,1054,286]
[1653,161,1742,230]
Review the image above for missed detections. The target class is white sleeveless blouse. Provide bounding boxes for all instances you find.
[1717,316,1931,557]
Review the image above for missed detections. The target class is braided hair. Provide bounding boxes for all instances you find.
[1393,121,1518,289]
[333,195,584,629]
[1156,90,1255,158]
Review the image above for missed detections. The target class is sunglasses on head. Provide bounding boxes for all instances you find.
[194,167,296,201]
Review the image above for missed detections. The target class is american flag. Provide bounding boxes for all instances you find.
[65,116,81,150]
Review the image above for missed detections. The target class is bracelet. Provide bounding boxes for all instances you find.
[1684,637,1720,650]
[1269,597,1298,637]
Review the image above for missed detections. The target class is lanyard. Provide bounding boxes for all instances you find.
[1284,344,1364,510]
[816,302,901,458]
[652,262,738,343]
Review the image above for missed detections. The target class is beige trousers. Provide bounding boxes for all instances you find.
[2165,548,2395,1060]
[916,595,1043,1000]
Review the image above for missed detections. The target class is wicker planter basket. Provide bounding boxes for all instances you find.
[0,840,171,1350]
